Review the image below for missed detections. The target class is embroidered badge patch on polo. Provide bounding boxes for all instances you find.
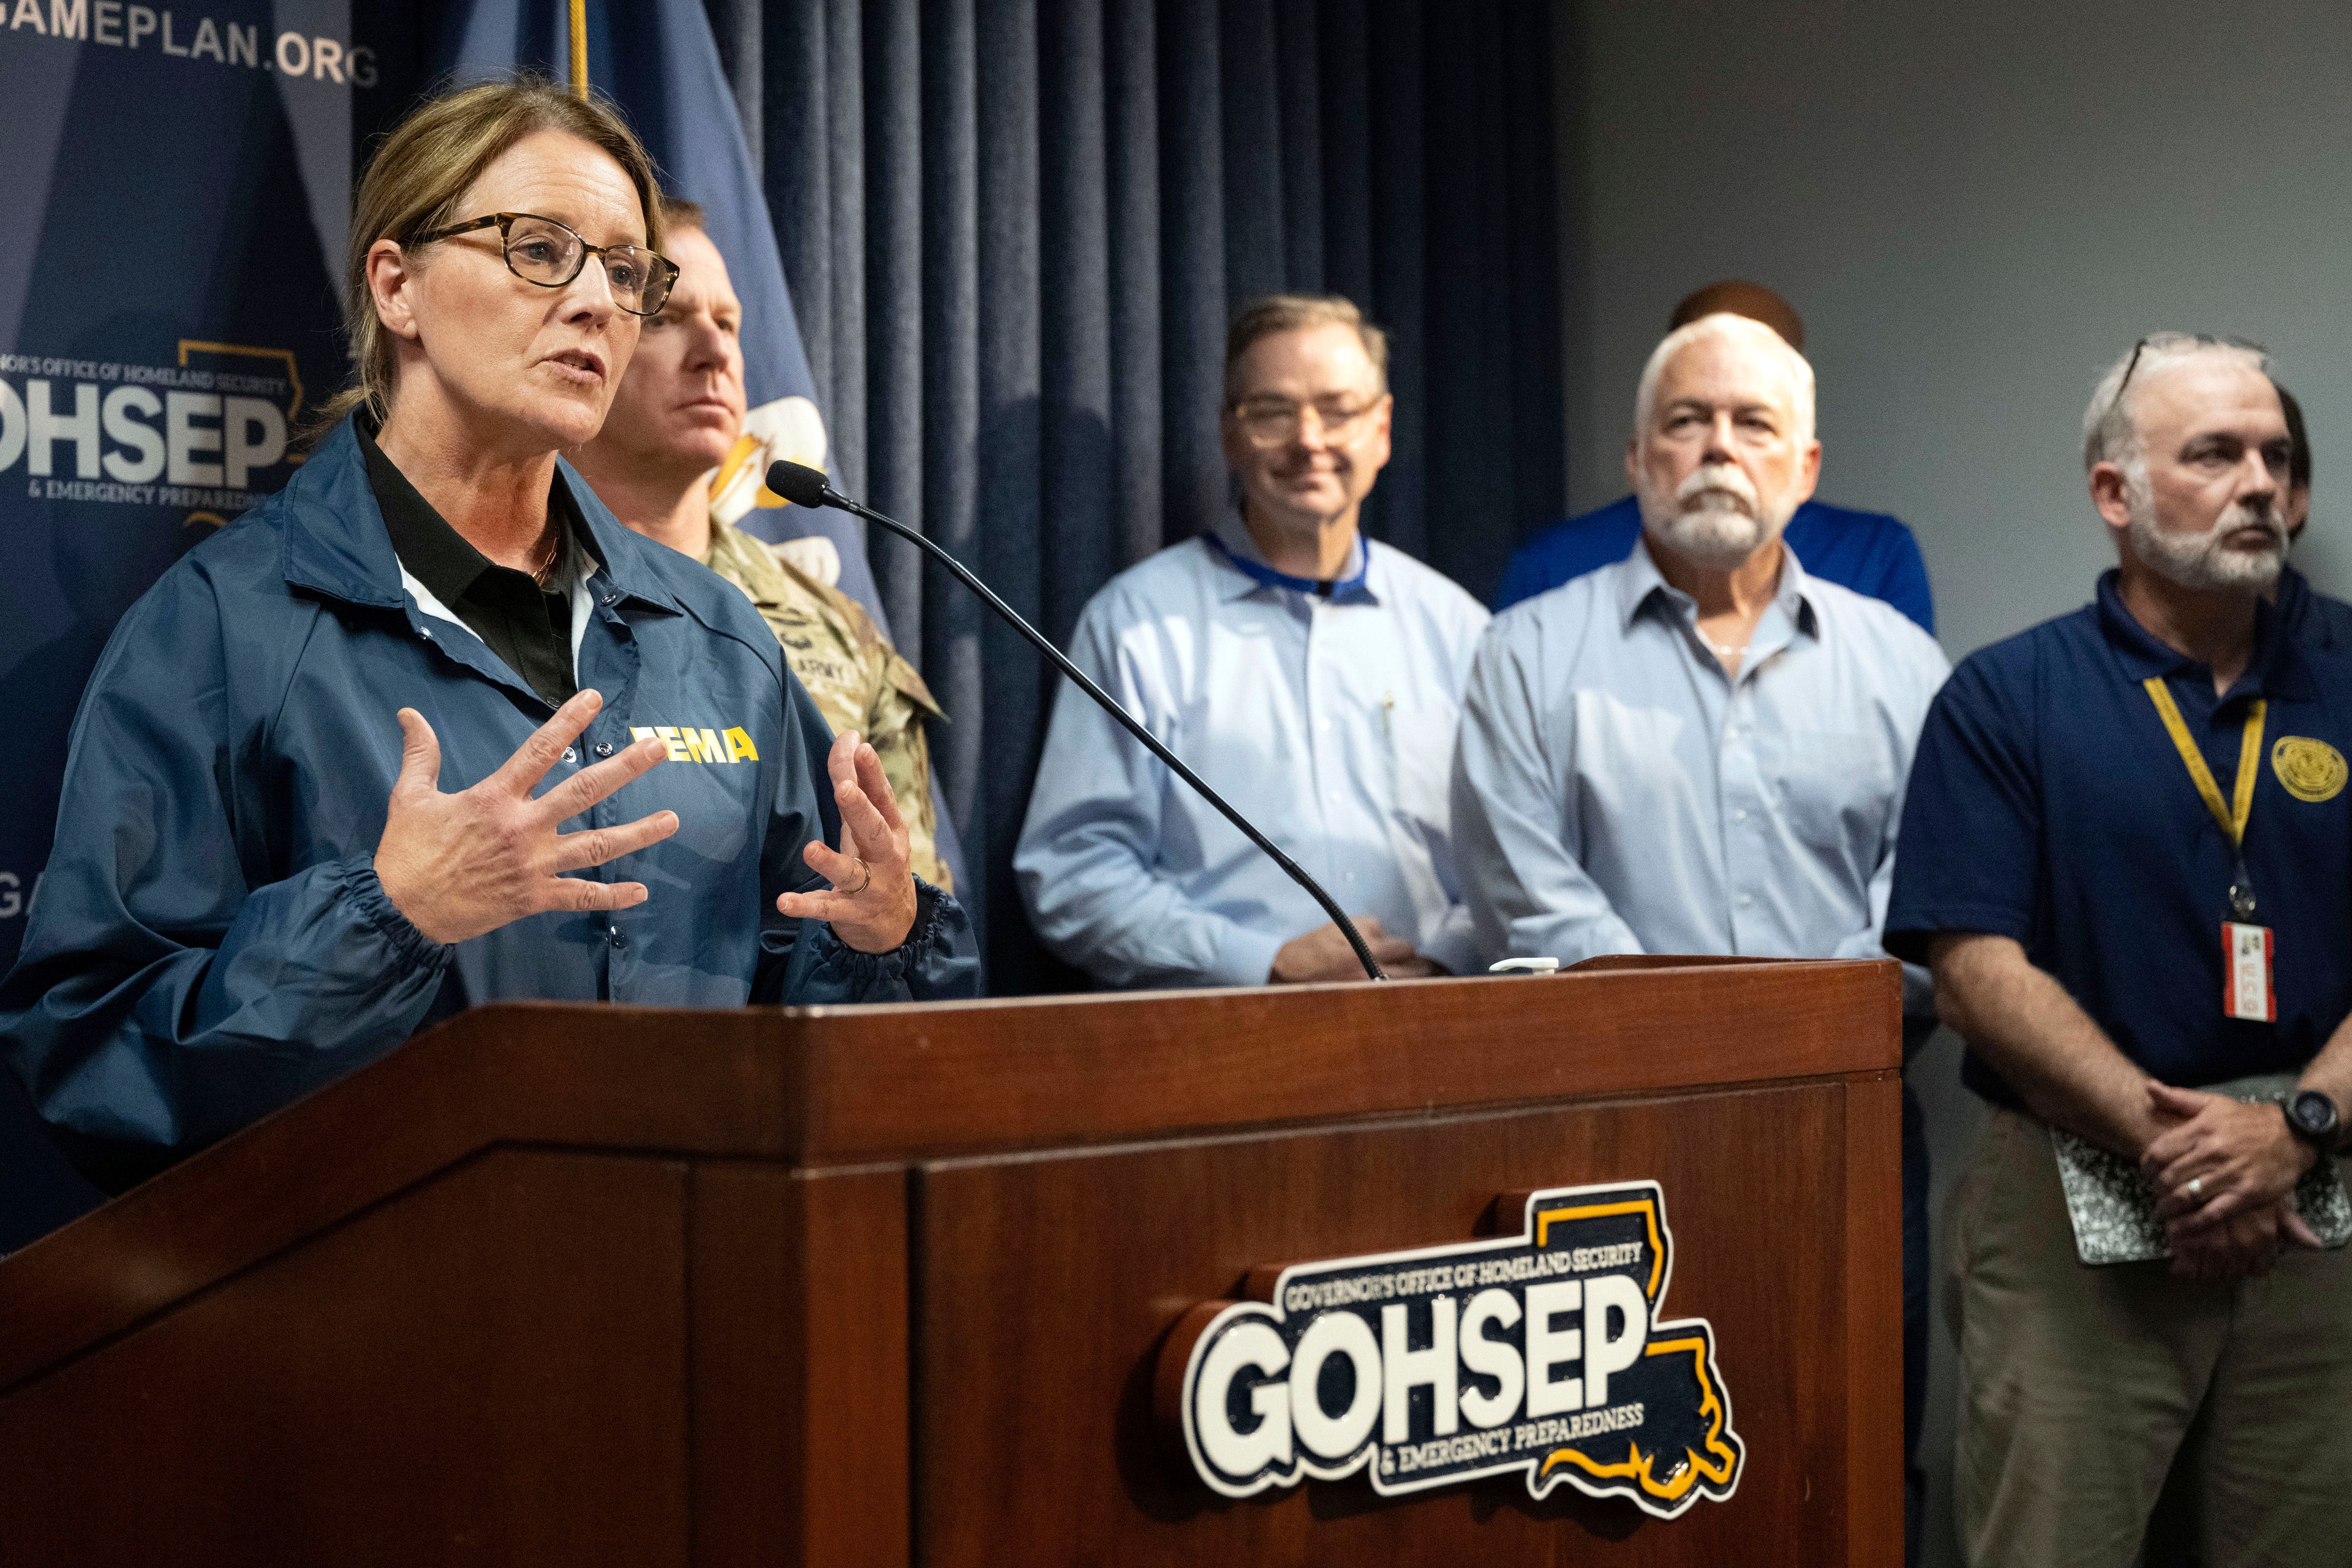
[2271,736,2348,802]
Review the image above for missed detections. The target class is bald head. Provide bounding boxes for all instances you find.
[1670,280,1804,351]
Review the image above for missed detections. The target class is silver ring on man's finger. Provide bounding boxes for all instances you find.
[843,856,872,896]
[2188,1176,2204,1199]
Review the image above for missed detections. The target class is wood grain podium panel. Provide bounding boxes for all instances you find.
[0,1148,692,1567]
[1841,1072,1905,1566]
[916,1079,1877,1567]
[0,963,1902,1566]
[689,1164,911,1568]
[0,962,1894,1394]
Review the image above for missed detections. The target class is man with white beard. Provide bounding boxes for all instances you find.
[1887,335,2352,1567]
[1452,313,1951,1560]
[1450,311,1948,979]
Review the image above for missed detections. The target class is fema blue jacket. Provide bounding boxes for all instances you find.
[0,418,979,1188]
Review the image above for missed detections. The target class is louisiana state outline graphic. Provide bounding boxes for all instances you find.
[1163,1181,1744,1518]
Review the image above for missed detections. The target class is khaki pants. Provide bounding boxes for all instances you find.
[1949,1107,2352,1567]
[1947,1109,2352,1561]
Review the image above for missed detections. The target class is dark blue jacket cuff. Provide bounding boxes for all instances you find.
[804,877,982,1000]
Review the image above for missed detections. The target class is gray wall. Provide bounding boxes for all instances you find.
[1558,0,2352,662]
[1555,4,2352,1562]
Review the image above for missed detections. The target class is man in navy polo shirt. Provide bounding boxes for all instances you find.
[1888,334,2352,1568]
[1493,281,1936,633]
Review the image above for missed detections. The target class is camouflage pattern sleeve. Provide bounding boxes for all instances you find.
[702,521,954,892]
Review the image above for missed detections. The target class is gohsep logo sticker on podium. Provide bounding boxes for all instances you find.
[1156,1181,1744,1518]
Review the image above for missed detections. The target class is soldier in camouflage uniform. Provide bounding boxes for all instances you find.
[568,201,952,891]
[700,521,949,889]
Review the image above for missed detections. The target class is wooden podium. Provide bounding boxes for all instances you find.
[0,958,1901,1566]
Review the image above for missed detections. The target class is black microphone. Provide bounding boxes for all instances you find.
[766,459,1390,983]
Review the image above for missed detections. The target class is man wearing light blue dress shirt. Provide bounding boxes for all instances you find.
[1016,294,1489,988]
[1449,310,1947,1559]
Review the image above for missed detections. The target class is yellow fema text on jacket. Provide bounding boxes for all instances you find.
[700,519,952,892]
[628,724,760,764]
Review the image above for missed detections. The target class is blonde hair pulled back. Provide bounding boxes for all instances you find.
[315,74,665,438]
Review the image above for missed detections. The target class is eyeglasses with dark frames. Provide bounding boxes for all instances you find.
[408,211,679,317]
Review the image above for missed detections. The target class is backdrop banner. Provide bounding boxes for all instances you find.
[0,2,428,1240]
[0,4,410,970]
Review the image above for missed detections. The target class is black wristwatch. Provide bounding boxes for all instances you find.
[2285,1088,2342,1151]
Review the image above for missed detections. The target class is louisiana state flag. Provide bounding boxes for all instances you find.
[439,0,889,622]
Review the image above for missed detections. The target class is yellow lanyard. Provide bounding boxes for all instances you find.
[2143,677,2265,857]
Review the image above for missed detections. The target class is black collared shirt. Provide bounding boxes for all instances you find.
[358,420,598,709]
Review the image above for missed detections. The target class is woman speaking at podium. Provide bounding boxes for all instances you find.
[0,77,975,1193]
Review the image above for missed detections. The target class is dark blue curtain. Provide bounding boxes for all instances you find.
[712,0,1564,992]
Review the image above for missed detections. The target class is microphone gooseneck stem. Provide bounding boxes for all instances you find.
[788,471,1389,982]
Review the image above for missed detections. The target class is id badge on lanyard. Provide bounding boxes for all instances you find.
[2144,679,2274,1021]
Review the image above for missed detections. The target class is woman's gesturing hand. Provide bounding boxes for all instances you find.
[374,689,678,945]
[776,729,919,953]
